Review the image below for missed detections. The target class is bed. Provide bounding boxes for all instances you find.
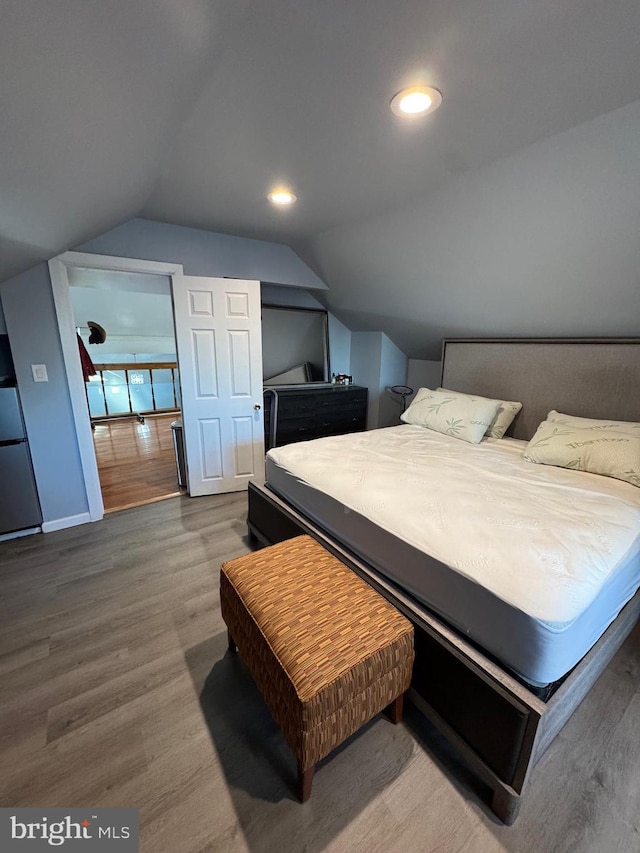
[246,338,640,823]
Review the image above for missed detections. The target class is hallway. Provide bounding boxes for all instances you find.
[93,414,182,513]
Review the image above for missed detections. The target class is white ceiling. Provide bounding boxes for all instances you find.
[2,0,640,356]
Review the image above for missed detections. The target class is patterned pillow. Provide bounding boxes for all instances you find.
[404,387,521,439]
[437,387,522,439]
[410,387,436,406]
[546,410,640,438]
[401,388,501,444]
[524,419,640,488]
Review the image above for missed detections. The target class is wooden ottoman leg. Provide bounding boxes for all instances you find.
[385,693,404,724]
[298,763,315,803]
[227,629,237,653]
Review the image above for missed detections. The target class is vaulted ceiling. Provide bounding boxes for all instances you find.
[3,1,640,357]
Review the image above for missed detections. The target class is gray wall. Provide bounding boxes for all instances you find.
[327,314,351,378]
[260,284,325,308]
[1,264,88,524]
[307,100,640,360]
[378,335,410,427]
[350,332,382,428]
[78,219,327,291]
[351,331,407,428]
[407,359,442,400]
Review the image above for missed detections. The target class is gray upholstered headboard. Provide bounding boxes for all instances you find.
[440,338,640,441]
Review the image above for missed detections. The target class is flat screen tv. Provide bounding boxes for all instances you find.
[262,305,329,386]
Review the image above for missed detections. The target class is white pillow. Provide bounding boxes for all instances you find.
[406,387,521,439]
[437,387,522,439]
[401,388,501,444]
[546,410,640,438]
[524,419,640,488]
[410,387,436,406]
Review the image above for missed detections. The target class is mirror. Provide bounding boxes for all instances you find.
[262,305,329,385]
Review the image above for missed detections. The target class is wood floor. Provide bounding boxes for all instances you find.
[0,495,638,852]
[93,414,182,513]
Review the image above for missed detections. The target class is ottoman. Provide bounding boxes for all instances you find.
[220,534,414,801]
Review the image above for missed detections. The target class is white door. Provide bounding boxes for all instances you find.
[172,276,264,496]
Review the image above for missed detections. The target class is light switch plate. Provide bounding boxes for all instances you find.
[31,364,48,382]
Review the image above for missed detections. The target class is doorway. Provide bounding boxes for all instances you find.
[50,253,265,525]
[50,253,186,523]
[68,266,183,513]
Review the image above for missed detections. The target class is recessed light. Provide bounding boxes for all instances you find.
[268,190,297,206]
[389,86,442,118]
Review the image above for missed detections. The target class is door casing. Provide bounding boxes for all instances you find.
[50,251,186,525]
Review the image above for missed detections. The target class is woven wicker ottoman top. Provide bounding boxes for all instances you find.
[221,535,412,713]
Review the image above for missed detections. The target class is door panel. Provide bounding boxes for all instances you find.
[200,419,223,480]
[193,330,219,398]
[229,330,253,397]
[226,291,249,317]
[173,276,264,496]
[189,289,214,316]
[232,416,256,476]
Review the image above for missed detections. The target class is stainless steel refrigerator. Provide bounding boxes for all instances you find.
[0,385,42,534]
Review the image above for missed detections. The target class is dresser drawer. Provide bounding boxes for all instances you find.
[318,412,366,432]
[276,417,317,445]
[277,396,316,420]
[317,408,355,425]
[316,390,367,410]
[339,400,368,416]
[264,385,368,450]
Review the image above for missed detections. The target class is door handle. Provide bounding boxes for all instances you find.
[253,404,261,410]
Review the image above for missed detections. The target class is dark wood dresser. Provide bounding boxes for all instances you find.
[263,385,368,450]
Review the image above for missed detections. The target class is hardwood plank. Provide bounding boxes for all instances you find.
[323,800,400,853]
[2,647,132,710]
[387,784,486,853]
[0,636,50,676]
[93,414,181,513]
[1,714,148,808]
[0,702,48,760]
[596,691,640,820]
[46,641,186,743]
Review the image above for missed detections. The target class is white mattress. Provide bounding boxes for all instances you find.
[266,425,640,685]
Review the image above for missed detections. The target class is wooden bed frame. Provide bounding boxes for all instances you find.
[247,338,640,823]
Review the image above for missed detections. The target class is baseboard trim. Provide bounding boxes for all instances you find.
[0,526,42,542]
[42,512,93,533]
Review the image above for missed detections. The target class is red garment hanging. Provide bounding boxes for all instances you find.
[77,334,96,382]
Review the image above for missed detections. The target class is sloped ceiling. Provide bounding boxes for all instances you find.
[2,1,640,357]
[0,0,251,275]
